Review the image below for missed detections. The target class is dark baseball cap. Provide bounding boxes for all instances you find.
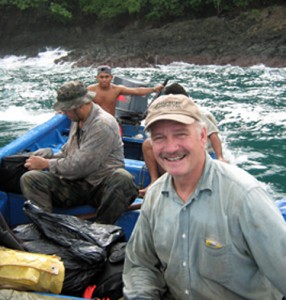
[97,65,112,75]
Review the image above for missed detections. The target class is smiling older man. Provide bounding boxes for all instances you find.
[123,94,286,300]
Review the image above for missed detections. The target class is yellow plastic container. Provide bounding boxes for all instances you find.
[0,246,65,294]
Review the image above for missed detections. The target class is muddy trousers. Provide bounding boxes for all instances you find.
[20,168,138,224]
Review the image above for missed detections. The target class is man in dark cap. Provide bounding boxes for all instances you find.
[21,80,138,224]
[87,65,164,116]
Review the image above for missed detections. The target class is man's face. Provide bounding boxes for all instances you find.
[96,72,113,88]
[150,120,207,179]
[62,107,82,122]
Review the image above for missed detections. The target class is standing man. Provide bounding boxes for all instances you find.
[21,80,138,224]
[87,65,164,116]
[123,94,286,299]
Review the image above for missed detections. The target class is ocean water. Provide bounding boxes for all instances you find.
[0,48,285,200]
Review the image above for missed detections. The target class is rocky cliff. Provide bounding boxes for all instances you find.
[0,5,285,68]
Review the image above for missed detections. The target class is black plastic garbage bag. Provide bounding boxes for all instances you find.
[12,223,42,242]
[12,202,125,296]
[91,242,127,300]
[0,212,25,250]
[23,201,125,250]
[13,223,103,295]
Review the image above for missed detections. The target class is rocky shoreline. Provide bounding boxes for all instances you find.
[0,5,286,68]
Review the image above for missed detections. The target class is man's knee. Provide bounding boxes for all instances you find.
[94,169,138,224]
[20,170,53,195]
[110,169,138,197]
[21,170,42,189]
[112,168,134,182]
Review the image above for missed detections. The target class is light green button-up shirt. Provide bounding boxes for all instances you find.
[123,154,286,300]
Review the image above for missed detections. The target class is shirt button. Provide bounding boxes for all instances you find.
[185,289,189,295]
[182,233,186,239]
[182,261,187,267]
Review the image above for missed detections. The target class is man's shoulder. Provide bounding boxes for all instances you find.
[201,111,218,133]
[111,83,125,91]
[147,173,170,197]
[93,105,119,125]
[87,84,98,91]
[211,159,260,192]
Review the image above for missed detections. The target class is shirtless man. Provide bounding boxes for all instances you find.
[87,65,164,116]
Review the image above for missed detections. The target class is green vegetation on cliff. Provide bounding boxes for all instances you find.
[0,0,282,23]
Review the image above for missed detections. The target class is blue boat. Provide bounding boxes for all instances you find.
[0,113,150,238]
[0,76,153,299]
[1,76,285,299]
[0,75,152,233]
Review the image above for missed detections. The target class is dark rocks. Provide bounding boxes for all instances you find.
[0,5,286,68]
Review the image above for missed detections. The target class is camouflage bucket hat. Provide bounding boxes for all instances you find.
[53,81,96,111]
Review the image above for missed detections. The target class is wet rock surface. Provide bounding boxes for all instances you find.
[0,5,285,68]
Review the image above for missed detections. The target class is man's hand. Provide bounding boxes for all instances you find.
[24,156,49,170]
[217,156,229,163]
[153,84,164,93]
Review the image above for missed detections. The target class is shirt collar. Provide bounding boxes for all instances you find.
[80,103,98,132]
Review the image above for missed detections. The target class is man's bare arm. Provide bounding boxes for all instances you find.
[209,133,228,162]
[119,84,164,96]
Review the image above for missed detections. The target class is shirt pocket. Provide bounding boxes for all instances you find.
[198,238,232,285]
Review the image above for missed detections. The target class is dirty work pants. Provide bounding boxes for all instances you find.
[20,168,138,224]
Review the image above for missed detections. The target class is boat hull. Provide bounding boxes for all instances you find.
[0,114,149,240]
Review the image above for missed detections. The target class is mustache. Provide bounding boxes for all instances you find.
[159,150,187,159]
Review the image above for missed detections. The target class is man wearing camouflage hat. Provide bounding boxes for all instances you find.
[21,80,138,224]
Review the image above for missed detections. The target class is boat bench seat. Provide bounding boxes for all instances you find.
[0,192,142,241]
